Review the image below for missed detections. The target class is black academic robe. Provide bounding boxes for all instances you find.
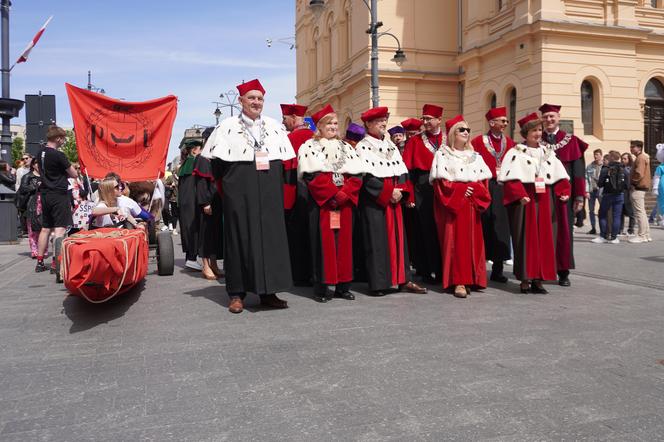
[217,159,292,295]
[359,174,411,291]
[177,170,198,257]
[193,156,223,260]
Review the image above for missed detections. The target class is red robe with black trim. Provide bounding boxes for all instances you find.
[434,179,491,289]
[545,130,587,273]
[502,179,571,281]
[401,131,442,278]
[304,172,362,284]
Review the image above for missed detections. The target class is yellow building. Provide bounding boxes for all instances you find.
[296,0,664,163]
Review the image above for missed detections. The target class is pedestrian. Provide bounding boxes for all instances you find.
[498,113,570,294]
[163,164,179,234]
[202,78,295,313]
[91,178,142,229]
[627,140,652,243]
[281,103,314,286]
[177,140,203,270]
[388,125,405,152]
[539,104,587,287]
[297,104,367,302]
[14,153,32,191]
[193,150,224,280]
[585,149,603,235]
[652,144,664,227]
[355,106,427,296]
[430,115,492,298]
[401,104,445,283]
[470,106,516,283]
[34,126,78,272]
[0,160,16,188]
[592,151,627,244]
[401,118,423,141]
[17,158,45,258]
[620,152,636,235]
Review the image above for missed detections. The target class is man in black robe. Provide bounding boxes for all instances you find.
[202,79,295,313]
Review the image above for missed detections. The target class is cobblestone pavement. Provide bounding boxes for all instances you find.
[1,227,663,441]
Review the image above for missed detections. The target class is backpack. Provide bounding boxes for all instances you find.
[603,163,626,194]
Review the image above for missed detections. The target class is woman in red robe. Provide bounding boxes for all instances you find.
[297,105,367,302]
[497,113,571,294]
[430,115,492,298]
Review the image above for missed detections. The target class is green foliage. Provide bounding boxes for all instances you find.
[11,137,24,164]
[61,129,78,164]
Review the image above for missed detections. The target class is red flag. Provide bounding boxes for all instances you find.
[16,16,52,64]
[65,83,178,181]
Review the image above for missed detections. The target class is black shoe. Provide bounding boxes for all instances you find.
[35,262,48,273]
[587,229,597,235]
[530,282,549,294]
[369,290,386,297]
[519,283,530,294]
[558,277,571,287]
[490,273,508,283]
[334,291,355,300]
[314,295,329,303]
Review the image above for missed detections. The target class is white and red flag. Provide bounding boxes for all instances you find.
[15,15,52,65]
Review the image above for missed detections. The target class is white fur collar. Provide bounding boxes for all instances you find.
[497,143,569,184]
[429,146,492,183]
[355,135,409,178]
[297,138,368,178]
[201,115,295,162]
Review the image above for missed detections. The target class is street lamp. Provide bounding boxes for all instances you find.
[309,0,406,107]
[87,70,105,94]
[212,106,222,125]
[218,90,241,117]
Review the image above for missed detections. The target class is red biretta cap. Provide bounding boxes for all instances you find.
[485,106,507,121]
[422,104,443,119]
[361,106,389,123]
[237,79,266,96]
[401,118,423,132]
[538,103,561,114]
[518,112,540,128]
[311,104,335,126]
[280,104,308,117]
[445,114,465,136]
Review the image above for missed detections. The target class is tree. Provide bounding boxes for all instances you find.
[11,136,24,164]
[61,129,78,164]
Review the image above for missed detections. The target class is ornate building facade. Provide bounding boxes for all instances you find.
[296,0,664,162]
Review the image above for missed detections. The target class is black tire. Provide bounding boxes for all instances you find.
[156,231,174,276]
[54,237,63,284]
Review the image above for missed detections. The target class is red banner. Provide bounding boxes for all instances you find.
[65,83,177,181]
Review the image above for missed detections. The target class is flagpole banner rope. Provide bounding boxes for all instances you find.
[65,83,178,181]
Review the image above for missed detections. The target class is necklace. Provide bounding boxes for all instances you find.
[421,131,446,153]
[482,133,507,171]
[316,139,348,186]
[238,115,267,152]
[540,133,572,151]
[444,145,478,165]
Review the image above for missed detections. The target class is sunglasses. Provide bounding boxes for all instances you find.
[493,119,509,124]
[457,127,471,133]
[22,157,30,161]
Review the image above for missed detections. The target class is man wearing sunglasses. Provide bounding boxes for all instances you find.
[471,107,516,283]
[401,104,444,284]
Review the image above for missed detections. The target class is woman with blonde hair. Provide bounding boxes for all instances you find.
[497,113,570,294]
[297,105,367,302]
[430,115,492,298]
[92,178,140,228]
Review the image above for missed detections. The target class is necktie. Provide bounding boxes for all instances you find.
[548,133,556,144]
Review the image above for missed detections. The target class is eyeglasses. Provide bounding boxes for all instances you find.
[457,127,471,133]
[492,119,509,124]
[421,117,437,122]
[21,157,29,161]
[114,184,121,190]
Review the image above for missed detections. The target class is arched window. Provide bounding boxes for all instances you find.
[490,93,497,109]
[645,78,664,99]
[581,80,594,135]
[508,88,517,138]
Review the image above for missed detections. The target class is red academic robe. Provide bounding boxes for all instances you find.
[305,172,362,284]
[284,128,314,209]
[433,179,491,289]
[360,174,411,291]
[401,132,442,278]
[502,178,571,281]
[470,133,516,179]
[547,130,587,272]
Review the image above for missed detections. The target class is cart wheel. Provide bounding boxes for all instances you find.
[54,237,63,284]
[156,231,174,276]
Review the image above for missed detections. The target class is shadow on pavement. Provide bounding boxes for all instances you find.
[183,285,305,313]
[61,281,143,333]
[641,255,664,263]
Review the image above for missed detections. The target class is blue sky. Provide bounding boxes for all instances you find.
[10,0,297,161]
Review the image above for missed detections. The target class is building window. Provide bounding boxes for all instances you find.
[490,93,497,109]
[581,80,594,135]
[651,0,658,8]
[508,88,516,138]
[645,78,664,99]
[498,0,504,11]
